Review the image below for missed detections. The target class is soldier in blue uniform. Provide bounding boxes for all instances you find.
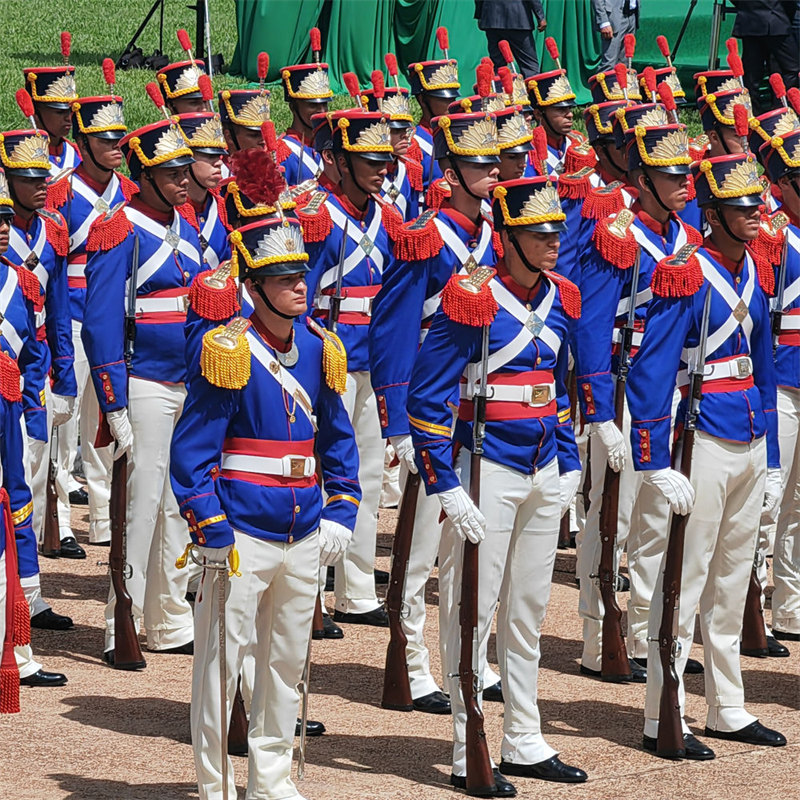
[407,176,587,793]
[218,85,273,181]
[157,30,208,115]
[170,215,360,800]
[628,152,786,759]
[574,120,706,681]
[296,108,394,628]
[47,72,136,548]
[82,116,203,662]
[370,109,501,714]
[278,29,330,187]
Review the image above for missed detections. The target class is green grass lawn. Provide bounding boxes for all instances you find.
[0,0,701,146]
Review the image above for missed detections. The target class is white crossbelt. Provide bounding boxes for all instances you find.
[611,328,643,348]
[199,197,221,269]
[458,380,555,405]
[677,356,753,388]
[434,216,492,267]
[49,143,79,179]
[415,133,432,156]
[321,202,385,287]
[382,160,408,217]
[316,295,374,314]
[9,222,49,292]
[0,267,23,356]
[220,452,316,478]
[69,173,121,253]
[135,295,188,314]
[283,136,322,180]
[616,288,652,318]
[629,217,689,266]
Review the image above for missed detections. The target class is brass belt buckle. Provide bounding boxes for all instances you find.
[530,385,551,405]
[289,457,307,478]
[736,357,751,378]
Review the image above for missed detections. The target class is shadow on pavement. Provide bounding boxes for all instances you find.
[48,774,198,800]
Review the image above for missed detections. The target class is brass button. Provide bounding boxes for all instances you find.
[750,411,755,418]
[294,505,301,513]
[100,372,108,379]
[526,303,532,311]
[536,357,542,365]
[288,535,294,544]
[183,271,190,278]
[735,276,741,284]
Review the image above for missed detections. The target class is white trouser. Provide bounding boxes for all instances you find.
[15,575,44,678]
[8,555,45,678]
[442,452,560,774]
[644,432,765,736]
[333,371,382,613]
[380,442,402,508]
[578,398,672,667]
[104,377,194,652]
[759,386,800,634]
[56,321,113,542]
[193,530,318,800]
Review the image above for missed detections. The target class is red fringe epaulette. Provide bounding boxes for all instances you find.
[118,173,139,201]
[213,191,230,231]
[386,208,443,261]
[688,135,709,163]
[684,223,703,246]
[86,204,132,252]
[492,229,504,257]
[582,181,627,221]
[38,209,69,257]
[188,267,239,320]
[0,351,21,403]
[651,247,704,298]
[685,173,696,202]
[275,137,292,164]
[426,178,451,211]
[295,194,332,243]
[557,167,595,200]
[441,271,498,326]
[749,247,776,295]
[750,221,785,268]
[45,173,73,210]
[591,213,637,269]
[547,271,581,318]
[563,140,597,174]
[177,202,200,232]
[407,138,423,166]
[403,156,424,192]
[6,261,41,304]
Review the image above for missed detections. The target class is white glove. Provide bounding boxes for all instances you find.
[438,486,486,544]
[590,420,627,473]
[106,408,133,460]
[643,468,696,515]
[762,467,783,522]
[559,470,582,516]
[50,393,75,427]
[195,544,232,565]
[389,434,417,474]
[318,519,352,567]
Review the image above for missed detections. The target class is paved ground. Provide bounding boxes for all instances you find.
[1,505,798,799]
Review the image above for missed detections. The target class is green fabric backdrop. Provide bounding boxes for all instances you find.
[230,0,734,104]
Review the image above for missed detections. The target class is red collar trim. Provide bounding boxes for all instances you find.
[703,238,745,275]
[250,313,292,352]
[74,164,111,195]
[440,203,481,237]
[318,173,338,193]
[336,191,369,221]
[495,257,542,302]
[128,196,174,225]
[633,203,672,237]
[284,129,309,145]
[189,196,208,214]
[48,140,65,156]
[12,213,34,232]
[546,133,565,152]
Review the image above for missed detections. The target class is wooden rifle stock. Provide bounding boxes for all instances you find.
[41,434,60,557]
[227,677,249,755]
[381,470,420,710]
[598,377,632,681]
[312,593,324,633]
[557,371,575,548]
[741,564,768,656]
[110,454,145,669]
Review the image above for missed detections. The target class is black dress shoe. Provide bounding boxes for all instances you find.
[500,755,587,784]
[374,569,389,584]
[20,669,67,687]
[628,658,646,683]
[30,608,74,630]
[154,641,194,655]
[482,681,504,702]
[319,614,343,639]
[295,718,325,737]
[642,733,715,760]
[772,629,800,642]
[59,536,86,559]
[767,635,790,657]
[413,690,451,714]
[633,657,704,675]
[69,487,89,505]
[333,607,389,627]
[102,649,146,670]
[617,573,630,592]
[450,768,516,797]
[579,663,637,683]
[704,720,786,747]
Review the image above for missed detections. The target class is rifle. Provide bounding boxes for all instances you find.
[657,282,712,758]
[381,470,420,711]
[460,315,495,794]
[771,213,790,352]
[110,233,145,670]
[329,220,348,334]
[41,427,61,557]
[741,553,768,656]
[558,370,577,549]
[597,250,641,682]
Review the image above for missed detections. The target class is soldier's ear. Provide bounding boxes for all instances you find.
[704,206,718,228]
[442,164,460,187]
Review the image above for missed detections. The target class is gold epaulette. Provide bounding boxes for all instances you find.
[592,208,638,269]
[440,265,498,326]
[651,244,704,298]
[188,261,239,321]
[37,208,69,257]
[386,208,443,261]
[200,317,252,389]
[295,191,332,242]
[86,201,131,252]
[306,317,348,394]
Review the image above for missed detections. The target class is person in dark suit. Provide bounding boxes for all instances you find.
[591,0,640,71]
[731,0,800,113]
[475,0,548,78]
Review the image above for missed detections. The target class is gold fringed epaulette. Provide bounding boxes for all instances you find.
[441,266,498,327]
[651,244,704,298]
[188,261,239,321]
[0,351,22,403]
[592,208,638,269]
[200,317,251,389]
[547,271,581,319]
[275,137,292,164]
[45,172,73,210]
[403,156,424,192]
[557,167,595,200]
[387,208,443,261]
[118,173,139,201]
[177,202,200,232]
[582,180,627,221]
[306,317,348,394]
[86,202,131,251]
[750,211,789,269]
[6,260,41,304]
[563,137,596,173]
[37,209,69,257]
[425,178,451,211]
[295,191,332,243]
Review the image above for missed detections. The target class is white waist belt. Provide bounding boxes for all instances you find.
[220,453,317,478]
[316,295,374,314]
[459,381,555,405]
[780,315,800,332]
[612,328,643,347]
[136,295,188,314]
[67,263,85,278]
[35,310,46,329]
[678,356,753,386]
